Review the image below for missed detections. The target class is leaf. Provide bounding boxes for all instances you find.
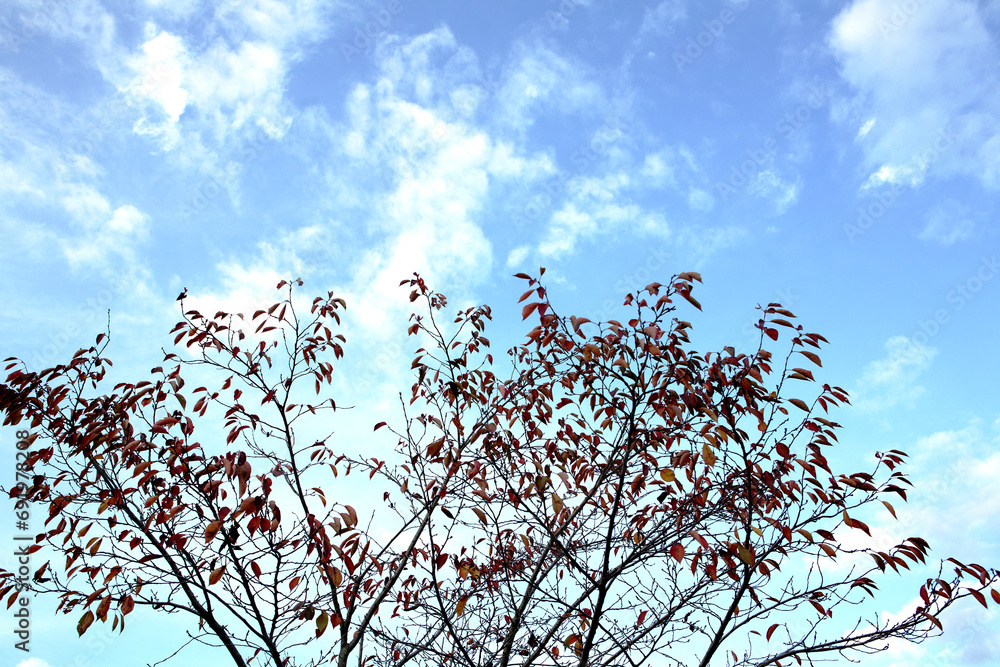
[77,610,95,636]
[921,610,943,631]
[472,508,488,525]
[882,500,897,519]
[798,350,822,367]
[702,443,716,467]
[521,302,540,320]
[670,543,685,563]
[316,610,329,637]
[209,566,225,585]
[659,468,675,483]
[680,291,702,311]
[456,595,468,617]
[991,589,1000,605]
[251,560,262,579]
[688,530,709,549]
[551,493,564,515]
[766,623,779,641]
[788,398,810,412]
[121,596,135,615]
[374,422,387,431]
[736,545,754,565]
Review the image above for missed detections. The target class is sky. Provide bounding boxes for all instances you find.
[1,0,999,665]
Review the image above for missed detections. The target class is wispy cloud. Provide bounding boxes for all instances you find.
[830,0,1000,189]
[852,335,936,411]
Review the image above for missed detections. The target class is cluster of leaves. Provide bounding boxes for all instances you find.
[1,271,998,667]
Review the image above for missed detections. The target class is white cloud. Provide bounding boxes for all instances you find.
[123,25,292,153]
[830,0,1000,189]
[16,659,54,667]
[854,421,1000,666]
[748,168,798,214]
[537,172,668,259]
[639,1,687,36]
[62,202,151,272]
[852,335,936,411]
[506,245,531,268]
[687,187,715,211]
[494,42,605,132]
[918,199,976,245]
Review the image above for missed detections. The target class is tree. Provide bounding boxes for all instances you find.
[2,271,997,667]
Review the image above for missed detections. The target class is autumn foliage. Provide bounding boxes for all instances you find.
[1,271,998,667]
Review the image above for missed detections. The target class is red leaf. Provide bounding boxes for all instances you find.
[374,422,387,431]
[670,543,685,562]
[799,350,822,367]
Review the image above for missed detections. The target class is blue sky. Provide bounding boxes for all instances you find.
[1,0,999,665]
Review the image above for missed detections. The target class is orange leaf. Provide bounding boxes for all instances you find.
[209,566,225,585]
[702,443,716,467]
[316,610,329,637]
[456,595,468,617]
[788,398,810,412]
[551,493,564,515]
